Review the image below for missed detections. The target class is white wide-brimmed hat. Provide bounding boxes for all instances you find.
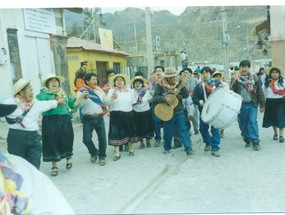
[13,79,32,95]
[163,68,179,78]
[109,73,130,87]
[41,73,65,87]
[132,76,147,86]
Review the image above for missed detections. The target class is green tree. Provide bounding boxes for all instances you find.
[81,7,105,41]
[68,21,83,37]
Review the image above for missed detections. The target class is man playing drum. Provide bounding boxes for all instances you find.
[192,66,222,157]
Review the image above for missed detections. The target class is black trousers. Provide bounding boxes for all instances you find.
[7,129,42,169]
[82,115,107,159]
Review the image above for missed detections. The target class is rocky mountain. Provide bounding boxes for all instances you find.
[65,6,269,65]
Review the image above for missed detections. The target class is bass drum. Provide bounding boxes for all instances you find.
[201,86,242,129]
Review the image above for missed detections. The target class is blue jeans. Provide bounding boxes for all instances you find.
[163,112,192,152]
[238,102,259,142]
[82,115,107,159]
[151,103,162,140]
[199,117,220,151]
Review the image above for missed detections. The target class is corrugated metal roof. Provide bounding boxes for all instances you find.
[67,37,129,56]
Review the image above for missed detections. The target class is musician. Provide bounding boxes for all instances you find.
[230,60,265,150]
[212,71,227,138]
[107,73,138,161]
[262,66,285,143]
[148,66,165,147]
[192,66,222,157]
[153,68,195,156]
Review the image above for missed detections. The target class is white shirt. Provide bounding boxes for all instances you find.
[132,89,152,112]
[262,79,285,99]
[3,97,57,131]
[77,87,108,115]
[2,153,75,215]
[107,88,137,112]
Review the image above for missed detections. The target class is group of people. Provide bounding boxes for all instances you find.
[1,60,285,176]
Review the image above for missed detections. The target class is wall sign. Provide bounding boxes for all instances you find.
[23,8,56,34]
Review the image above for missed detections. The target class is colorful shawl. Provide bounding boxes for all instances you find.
[79,85,108,115]
[237,75,256,93]
[269,79,285,95]
[133,87,147,105]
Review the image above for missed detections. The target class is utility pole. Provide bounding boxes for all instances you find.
[220,7,229,78]
[133,22,138,51]
[145,7,154,78]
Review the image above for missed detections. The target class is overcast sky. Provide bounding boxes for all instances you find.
[0,0,277,9]
[101,7,187,16]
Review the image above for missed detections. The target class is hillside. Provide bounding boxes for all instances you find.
[65,6,269,64]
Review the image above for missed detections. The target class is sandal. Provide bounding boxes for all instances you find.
[66,158,73,170]
[51,167,58,176]
[279,136,284,143]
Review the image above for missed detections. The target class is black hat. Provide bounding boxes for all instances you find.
[80,61,88,66]
[0,104,17,117]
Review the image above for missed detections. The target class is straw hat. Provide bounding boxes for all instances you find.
[0,104,17,117]
[163,68,179,78]
[132,76,147,86]
[41,73,65,87]
[13,79,32,95]
[109,73,130,87]
[212,71,223,78]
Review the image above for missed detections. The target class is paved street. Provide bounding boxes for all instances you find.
[1,112,285,214]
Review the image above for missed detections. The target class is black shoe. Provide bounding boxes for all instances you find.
[245,140,251,148]
[211,150,221,157]
[194,130,199,135]
[99,158,106,166]
[186,150,195,156]
[252,141,261,151]
[279,136,284,143]
[204,144,211,151]
[90,154,97,163]
[164,150,170,154]
[273,134,278,140]
[51,167,58,176]
[128,152,134,156]
[113,155,121,161]
[172,144,182,149]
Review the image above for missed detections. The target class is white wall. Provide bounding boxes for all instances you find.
[0,8,64,101]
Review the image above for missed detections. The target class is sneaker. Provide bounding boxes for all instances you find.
[163,150,170,154]
[90,155,97,163]
[211,150,221,157]
[186,150,195,156]
[252,142,261,151]
[154,139,161,147]
[204,144,211,151]
[273,134,278,140]
[172,144,182,149]
[99,158,106,166]
[245,140,251,148]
